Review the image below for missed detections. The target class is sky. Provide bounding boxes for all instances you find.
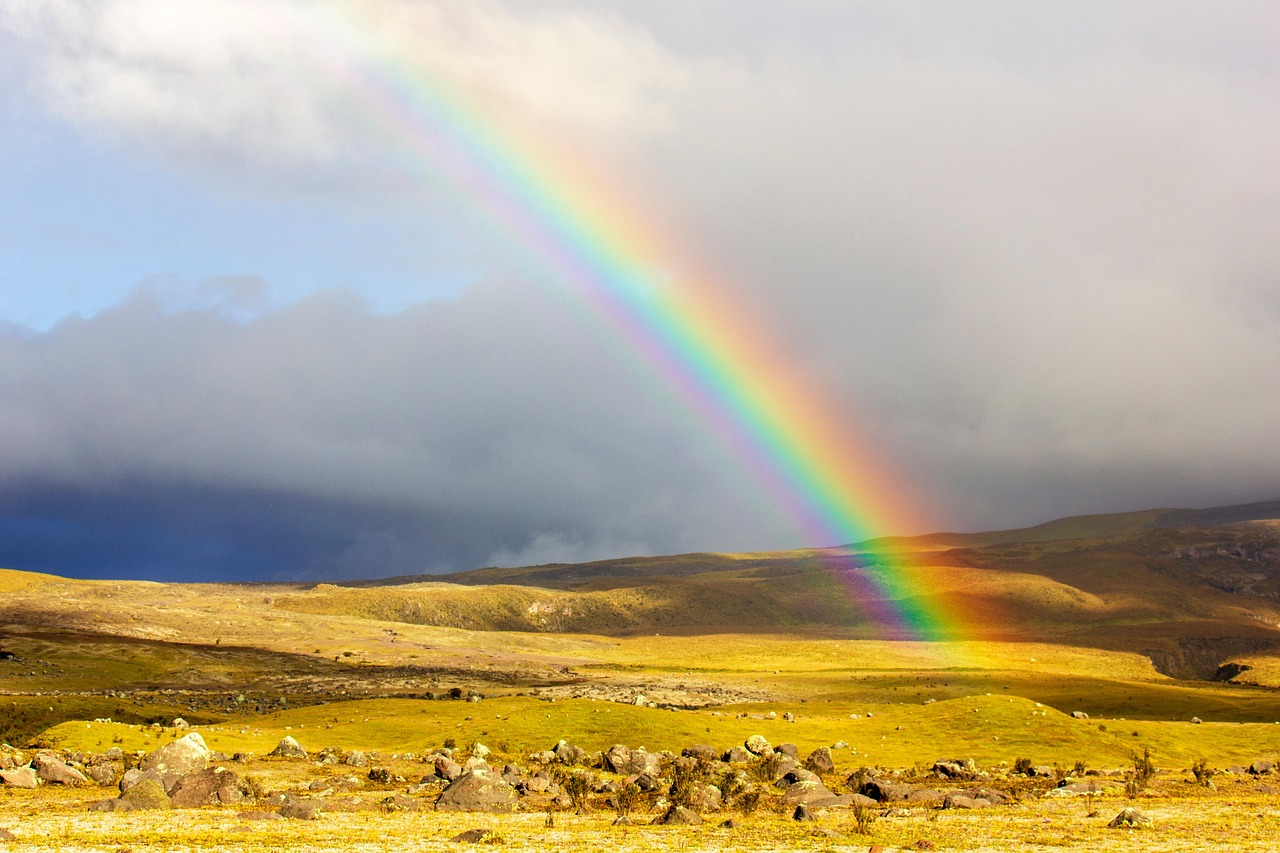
[1,0,1278,582]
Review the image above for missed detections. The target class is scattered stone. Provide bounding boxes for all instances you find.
[723,747,751,764]
[652,805,703,825]
[745,735,772,755]
[805,746,835,774]
[1071,711,1089,720]
[172,717,189,729]
[611,816,632,826]
[0,768,37,789]
[368,767,406,785]
[85,763,116,786]
[120,778,172,810]
[470,743,491,759]
[603,745,661,776]
[450,828,492,843]
[552,741,587,766]
[932,759,977,779]
[33,755,87,786]
[792,804,816,821]
[858,779,914,802]
[435,771,518,812]
[344,751,369,767]
[87,798,136,813]
[775,743,799,759]
[279,798,321,820]
[140,733,211,778]
[1250,761,1274,776]
[905,788,944,805]
[1108,807,1153,828]
[169,767,249,808]
[1191,717,1203,724]
[681,744,718,762]
[720,818,740,829]
[0,828,15,841]
[269,736,308,759]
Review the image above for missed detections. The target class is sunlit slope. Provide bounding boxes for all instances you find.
[39,694,1280,768]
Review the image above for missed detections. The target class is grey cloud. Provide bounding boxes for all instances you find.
[0,282,788,579]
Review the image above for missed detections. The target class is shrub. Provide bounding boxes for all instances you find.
[1013,757,1034,776]
[1126,747,1155,797]
[852,797,878,835]
[1191,758,1216,787]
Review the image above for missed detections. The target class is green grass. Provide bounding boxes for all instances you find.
[39,694,1280,769]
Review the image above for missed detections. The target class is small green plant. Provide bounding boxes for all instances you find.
[1126,747,1155,797]
[563,770,593,813]
[1191,757,1215,787]
[852,797,878,835]
[613,782,641,818]
[747,752,783,784]
[1073,759,1087,776]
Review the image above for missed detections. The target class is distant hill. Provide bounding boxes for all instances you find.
[291,499,1280,678]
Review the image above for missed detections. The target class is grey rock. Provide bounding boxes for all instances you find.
[33,755,87,786]
[652,805,703,825]
[681,744,718,761]
[169,767,249,808]
[723,747,751,764]
[792,804,816,821]
[121,778,172,810]
[344,750,369,767]
[450,828,492,843]
[805,747,835,774]
[140,733,210,780]
[0,828,15,841]
[1108,807,1152,828]
[859,779,914,802]
[85,763,116,786]
[435,771,518,812]
[279,798,321,820]
[0,768,37,789]
[269,736,308,759]
[744,735,772,756]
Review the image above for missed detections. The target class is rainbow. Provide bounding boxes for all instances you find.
[290,3,958,640]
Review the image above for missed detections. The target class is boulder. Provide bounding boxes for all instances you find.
[859,779,914,802]
[652,805,703,825]
[450,828,493,843]
[1250,760,1274,776]
[775,743,799,759]
[0,768,38,789]
[681,744,718,762]
[552,741,587,766]
[744,736,772,756]
[723,747,751,764]
[932,759,977,779]
[435,771,518,812]
[434,757,463,781]
[140,733,211,778]
[120,778,172,810]
[942,794,981,809]
[792,804,816,821]
[268,736,308,759]
[169,767,250,808]
[86,763,116,786]
[777,768,821,787]
[1071,711,1089,720]
[1108,807,1153,828]
[905,788,944,805]
[33,755,87,786]
[279,797,321,820]
[603,745,661,776]
[781,780,839,806]
[345,751,369,767]
[805,747,835,774]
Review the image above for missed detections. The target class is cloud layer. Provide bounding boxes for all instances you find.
[2,1,1278,579]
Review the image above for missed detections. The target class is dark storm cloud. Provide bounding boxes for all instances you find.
[0,284,782,579]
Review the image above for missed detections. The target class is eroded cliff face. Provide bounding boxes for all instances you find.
[1143,637,1280,681]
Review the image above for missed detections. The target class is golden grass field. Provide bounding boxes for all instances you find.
[4,507,1280,850]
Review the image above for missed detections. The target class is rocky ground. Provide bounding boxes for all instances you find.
[3,724,1280,851]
